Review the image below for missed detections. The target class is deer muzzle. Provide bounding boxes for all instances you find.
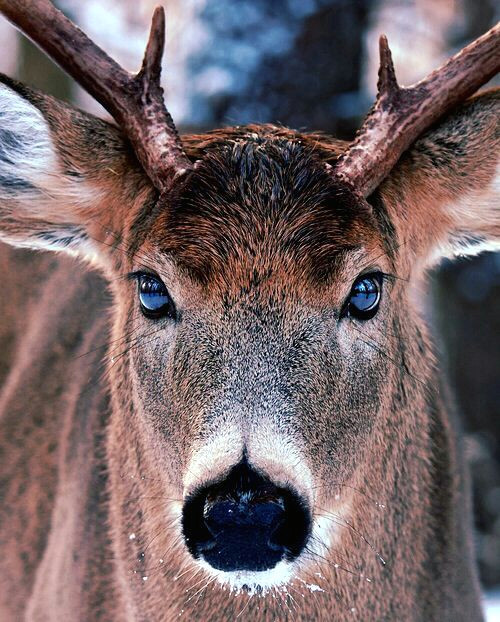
[182,459,311,573]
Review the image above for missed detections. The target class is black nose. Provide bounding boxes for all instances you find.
[182,460,310,572]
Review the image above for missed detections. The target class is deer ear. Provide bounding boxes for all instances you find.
[0,76,154,268]
[379,90,499,267]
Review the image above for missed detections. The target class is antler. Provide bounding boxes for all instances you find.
[0,0,192,190]
[335,23,500,198]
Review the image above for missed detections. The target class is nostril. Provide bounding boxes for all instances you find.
[204,497,285,532]
[182,460,310,572]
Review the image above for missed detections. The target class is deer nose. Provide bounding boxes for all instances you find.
[182,460,311,572]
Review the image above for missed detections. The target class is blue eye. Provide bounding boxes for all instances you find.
[347,274,381,320]
[138,275,175,319]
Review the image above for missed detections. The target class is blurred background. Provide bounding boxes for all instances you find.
[0,0,499,612]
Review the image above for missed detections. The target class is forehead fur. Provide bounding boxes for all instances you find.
[151,126,382,285]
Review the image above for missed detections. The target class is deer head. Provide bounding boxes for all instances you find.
[0,0,498,617]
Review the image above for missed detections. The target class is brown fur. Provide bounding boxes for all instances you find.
[0,75,498,621]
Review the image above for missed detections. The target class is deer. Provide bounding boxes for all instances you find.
[0,0,498,619]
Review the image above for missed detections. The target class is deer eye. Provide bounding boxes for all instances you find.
[138,274,176,320]
[346,274,381,320]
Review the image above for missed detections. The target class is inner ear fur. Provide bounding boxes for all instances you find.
[0,74,155,268]
[379,89,499,270]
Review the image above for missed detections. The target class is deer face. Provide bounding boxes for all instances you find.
[105,134,401,590]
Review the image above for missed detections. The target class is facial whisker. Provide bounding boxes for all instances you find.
[314,508,386,565]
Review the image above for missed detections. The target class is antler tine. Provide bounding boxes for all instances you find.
[335,23,500,198]
[141,7,166,79]
[377,35,399,97]
[0,0,192,190]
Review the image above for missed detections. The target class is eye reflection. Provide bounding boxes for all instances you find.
[138,274,176,319]
[346,274,381,320]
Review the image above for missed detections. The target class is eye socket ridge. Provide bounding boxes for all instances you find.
[342,272,382,321]
[130,272,177,320]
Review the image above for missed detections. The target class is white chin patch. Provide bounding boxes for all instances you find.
[198,559,295,595]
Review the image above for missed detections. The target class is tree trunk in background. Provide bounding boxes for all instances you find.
[186,0,370,137]
[17,32,73,103]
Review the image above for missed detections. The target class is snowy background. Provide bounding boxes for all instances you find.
[0,0,498,617]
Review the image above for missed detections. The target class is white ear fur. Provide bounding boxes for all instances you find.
[435,162,500,260]
[0,82,57,196]
[0,82,103,259]
[381,91,499,269]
